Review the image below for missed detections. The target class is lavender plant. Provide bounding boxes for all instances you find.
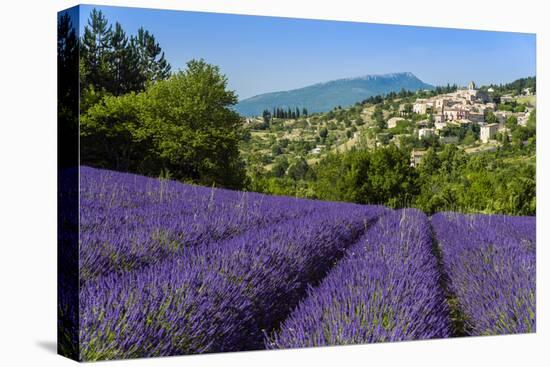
[69,167,535,361]
[431,212,536,335]
[79,190,386,360]
[268,209,451,348]
[80,166,341,282]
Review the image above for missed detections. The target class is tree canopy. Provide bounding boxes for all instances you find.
[80,9,171,111]
[81,59,247,189]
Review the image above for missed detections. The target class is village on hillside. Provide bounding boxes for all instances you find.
[402,81,535,166]
[240,80,536,171]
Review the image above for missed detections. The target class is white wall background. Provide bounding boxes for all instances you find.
[0,0,547,365]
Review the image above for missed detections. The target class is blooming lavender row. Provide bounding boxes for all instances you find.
[58,168,80,359]
[80,166,342,281]
[79,204,386,360]
[431,212,536,335]
[268,209,451,349]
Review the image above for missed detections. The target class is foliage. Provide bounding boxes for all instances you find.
[80,9,171,110]
[486,76,536,95]
[414,145,535,215]
[58,11,80,169]
[81,59,247,189]
[314,145,418,207]
[250,141,535,216]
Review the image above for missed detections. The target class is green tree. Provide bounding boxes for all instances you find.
[80,8,172,108]
[81,59,246,189]
[58,11,80,169]
[81,92,149,171]
[485,110,497,124]
[417,148,440,176]
[462,130,476,145]
[108,22,140,95]
[505,115,518,130]
[271,156,289,178]
[81,9,112,92]
[287,157,310,181]
[145,59,244,188]
[131,27,172,89]
[314,145,418,207]
[271,144,283,156]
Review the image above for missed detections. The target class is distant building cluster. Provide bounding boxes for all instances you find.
[403,81,535,166]
[409,83,533,139]
[408,81,492,125]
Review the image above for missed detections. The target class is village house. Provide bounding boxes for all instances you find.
[485,102,497,111]
[310,147,322,155]
[480,123,499,143]
[412,99,427,114]
[468,112,485,123]
[409,81,491,125]
[398,104,410,116]
[413,100,434,115]
[403,80,532,146]
[443,107,469,121]
[435,98,446,110]
[413,102,427,114]
[500,94,514,103]
[433,113,445,124]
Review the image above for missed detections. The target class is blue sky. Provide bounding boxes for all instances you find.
[79,5,536,100]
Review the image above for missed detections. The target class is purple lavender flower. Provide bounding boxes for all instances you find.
[78,167,387,360]
[431,212,536,335]
[80,166,349,281]
[268,209,451,349]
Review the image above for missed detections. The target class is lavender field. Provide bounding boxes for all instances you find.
[60,167,536,361]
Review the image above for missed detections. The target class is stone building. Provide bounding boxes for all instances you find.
[480,123,499,143]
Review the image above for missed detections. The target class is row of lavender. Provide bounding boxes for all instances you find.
[79,166,353,282]
[431,212,536,335]
[70,167,536,361]
[268,210,536,349]
[76,167,388,360]
[80,206,385,359]
[268,209,451,348]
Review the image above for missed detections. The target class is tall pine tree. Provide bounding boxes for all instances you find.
[108,22,140,95]
[80,8,172,105]
[131,27,172,89]
[81,9,112,92]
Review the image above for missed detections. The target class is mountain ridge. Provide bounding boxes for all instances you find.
[235,72,433,116]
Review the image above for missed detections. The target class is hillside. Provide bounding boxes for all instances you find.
[235,72,433,116]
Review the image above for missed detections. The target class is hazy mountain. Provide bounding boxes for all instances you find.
[235,72,433,116]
